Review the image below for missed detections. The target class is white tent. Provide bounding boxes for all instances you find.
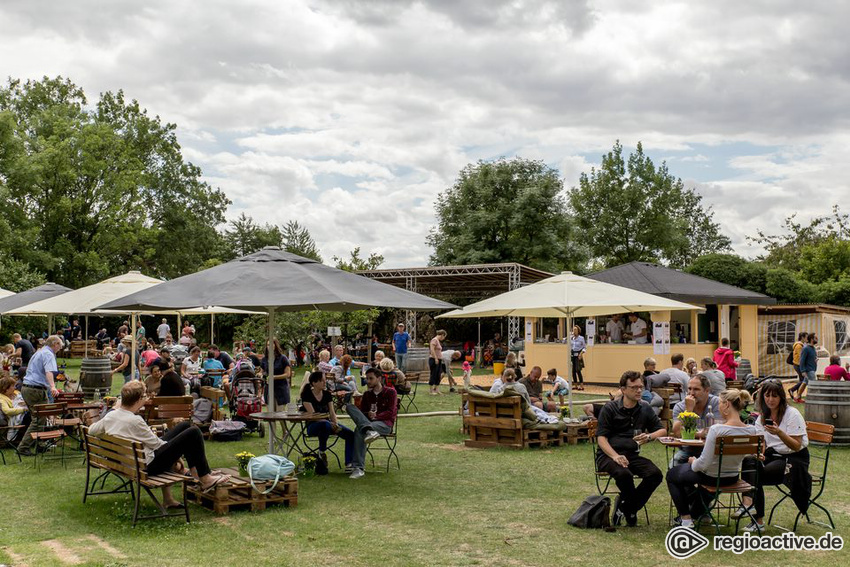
[0,288,14,300]
[438,271,701,414]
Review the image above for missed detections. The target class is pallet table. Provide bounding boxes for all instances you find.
[186,467,298,515]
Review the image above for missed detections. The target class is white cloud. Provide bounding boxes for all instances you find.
[2,0,849,267]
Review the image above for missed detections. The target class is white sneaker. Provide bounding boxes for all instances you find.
[349,468,365,480]
[731,504,754,519]
[364,430,381,445]
[742,520,765,533]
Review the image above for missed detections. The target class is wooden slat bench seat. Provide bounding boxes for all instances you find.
[82,428,192,526]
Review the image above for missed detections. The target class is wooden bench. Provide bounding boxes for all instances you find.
[82,429,191,526]
[69,340,98,358]
[463,391,563,449]
[143,396,194,429]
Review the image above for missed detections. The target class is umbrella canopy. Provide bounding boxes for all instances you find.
[6,271,262,316]
[98,247,456,312]
[0,288,14,300]
[0,283,72,314]
[437,271,701,319]
[438,271,701,416]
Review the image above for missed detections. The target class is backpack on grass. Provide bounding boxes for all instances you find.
[568,495,611,529]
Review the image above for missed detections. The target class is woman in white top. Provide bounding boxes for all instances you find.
[737,380,809,532]
[181,346,202,378]
[666,389,757,529]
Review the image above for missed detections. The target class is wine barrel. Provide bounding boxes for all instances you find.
[805,381,850,446]
[80,357,113,398]
[404,347,430,372]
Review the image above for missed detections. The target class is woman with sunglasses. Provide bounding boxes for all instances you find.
[736,380,809,532]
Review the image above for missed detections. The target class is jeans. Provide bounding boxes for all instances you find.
[147,421,211,477]
[18,385,48,453]
[346,403,392,469]
[666,463,739,517]
[395,353,407,372]
[306,420,354,466]
[596,451,663,515]
[789,365,806,394]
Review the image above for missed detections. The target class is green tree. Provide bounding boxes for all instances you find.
[0,256,45,292]
[427,157,586,272]
[224,213,282,258]
[333,247,384,272]
[570,141,730,267]
[765,268,818,304]
[685,254,768,294]
[0,76,230,285]
[281,220,322,261]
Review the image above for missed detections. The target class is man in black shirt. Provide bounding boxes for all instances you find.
[12,333,35,386]
[208,344,235,371]
[596,370,666,526]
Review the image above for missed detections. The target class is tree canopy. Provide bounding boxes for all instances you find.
[569,141,730,268]
[0,76,230,287]
[427,157,586,273]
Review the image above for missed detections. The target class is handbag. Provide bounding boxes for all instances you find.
[247,454,295,494]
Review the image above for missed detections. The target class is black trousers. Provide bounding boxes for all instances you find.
[428,358,443,386]
[571,354,584,384]
[596,451,663,515]
[742,448,809,518]
[147,421,211,477]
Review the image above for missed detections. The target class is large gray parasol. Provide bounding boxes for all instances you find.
[98,247,456,452]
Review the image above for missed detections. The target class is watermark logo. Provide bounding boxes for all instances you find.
[665,527,709,559]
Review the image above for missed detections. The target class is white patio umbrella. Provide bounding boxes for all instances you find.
[438,271,701,415]
[0,288,14,300]
[8,271,262,373]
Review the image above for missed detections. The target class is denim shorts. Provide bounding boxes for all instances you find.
[803,370,816,384]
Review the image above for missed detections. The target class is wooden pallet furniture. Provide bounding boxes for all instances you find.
[68,340,98,358]
[186,467,297,514]
[82,429,191,526]
[562,421,593,445]
[655,387,675,431]
[200,386,227,421]
[463,389,564,449]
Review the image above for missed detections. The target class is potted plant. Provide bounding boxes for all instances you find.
[677,411,699,440]
[235,451,255,477]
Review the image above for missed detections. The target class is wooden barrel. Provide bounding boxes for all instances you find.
[805,381,850,446]
[405,347,430,372]
[736,358,753,380]
[80,357,113,397]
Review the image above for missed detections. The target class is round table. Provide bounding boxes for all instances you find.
[250,411,329,461]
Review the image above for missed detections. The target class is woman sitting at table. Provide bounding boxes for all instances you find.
[665,389,757,529]
[89,381,229,506]
[300,371,354,473]
[0,376,29,446]
[736,380,810,532]
[331,355,359,399]
[181,346,202,379]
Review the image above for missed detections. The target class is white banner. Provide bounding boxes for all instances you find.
[586,319,596,347]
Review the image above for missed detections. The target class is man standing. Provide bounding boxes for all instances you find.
[18,335,64,456]
[11,333,35,386]
[428,330,447,395]
[605,314,625,343]
[156,318,170,343]
[346,368,398,479]
[595,371,666,526]
[392,323,411,372]
[793,333,817,403]
[440,348,462,392]
[788,332,808,400]
[627,314,648,344]
[670,374,720,465]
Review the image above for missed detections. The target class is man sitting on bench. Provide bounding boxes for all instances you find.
[89,381,229,507]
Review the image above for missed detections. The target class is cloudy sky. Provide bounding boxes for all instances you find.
[2,0,848,267]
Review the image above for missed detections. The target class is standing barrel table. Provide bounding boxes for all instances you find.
[805,381,850,446]
[79,357,114,399]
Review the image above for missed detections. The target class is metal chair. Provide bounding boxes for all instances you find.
[0,423,24,465]
[29,402,72,469]
[588,420,650,525]
[768,421,835,531]
[367,400,401,472]
[399,372,420,413]
[696,435,763,535]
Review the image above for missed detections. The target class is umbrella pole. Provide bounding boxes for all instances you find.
[267,307,276,454]
[85,315,89,357]
[131,314,137,383]
[210,313,215,345]
[567,315,574,418]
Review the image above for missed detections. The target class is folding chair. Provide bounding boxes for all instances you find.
[399,372,420,413]
[367,400,401,472]
[768,421,835,531]
[696,435,763,535]
[588,420,650,525]
[29,402,73,469]
[0,424,24,464]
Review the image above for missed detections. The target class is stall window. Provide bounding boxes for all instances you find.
[697,305,719,342]
[536,318,560,342]
[766,320,796,355]
[835,320,850,355]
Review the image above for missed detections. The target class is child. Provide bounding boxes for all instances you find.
[545,368,571,406]
[462,361,472,390]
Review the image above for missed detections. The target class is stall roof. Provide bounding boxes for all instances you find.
[758,303,850,315]
[590,262,776,306]
[357,263,553,299]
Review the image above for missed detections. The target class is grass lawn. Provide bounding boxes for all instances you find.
[0,363,847,566]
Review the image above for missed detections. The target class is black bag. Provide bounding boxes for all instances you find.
[315,452,329,476]
[568,495,611,529]
[786,349,794,366]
